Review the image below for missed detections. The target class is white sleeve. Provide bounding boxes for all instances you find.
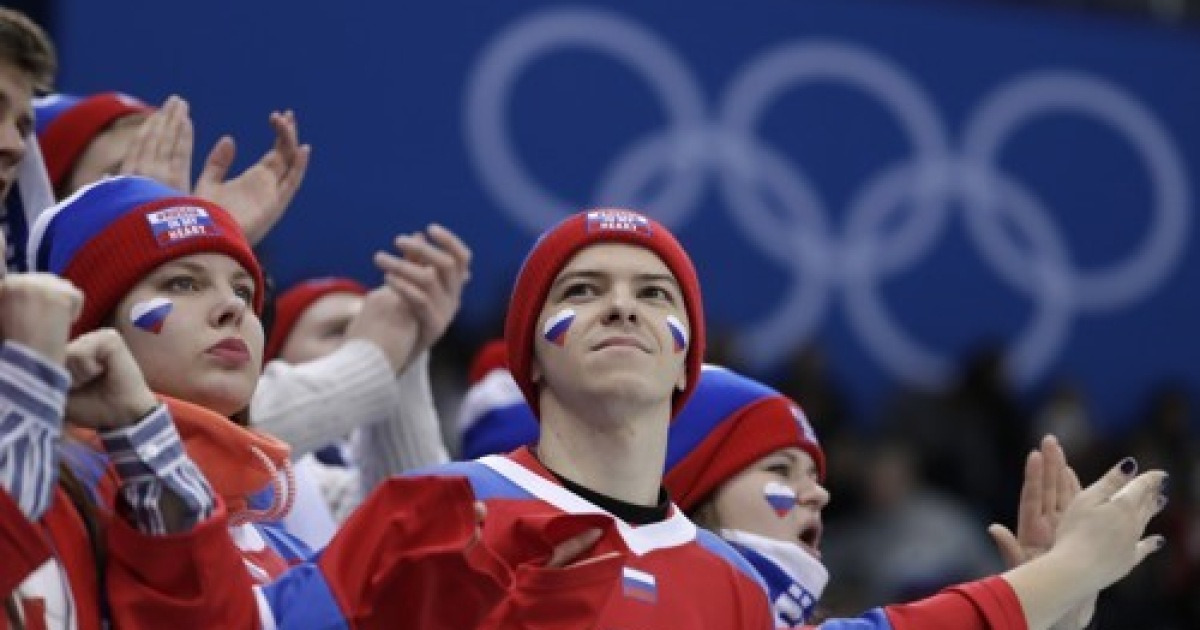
[250,339,399,457]
[353,350,450,502]
[279,454,337,548]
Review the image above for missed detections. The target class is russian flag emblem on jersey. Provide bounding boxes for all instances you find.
[145,205,220,247]
[622,567,658,603]
[586,210,652,236]
[542,309,575,346]
[131,297,173,333]
[764,481,797,518]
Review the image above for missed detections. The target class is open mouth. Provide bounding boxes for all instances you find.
[798,524,822,559]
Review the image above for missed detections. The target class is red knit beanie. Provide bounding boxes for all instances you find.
[664,366,826,512]
[265,277,368,361]
[504,209,705,418]
[34,92,154,190]
[28,176,263,337]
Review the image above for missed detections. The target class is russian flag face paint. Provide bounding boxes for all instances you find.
[542,308,575,347]
[130,297,173,334]
[666,315,688,353]
[764,481,798,518]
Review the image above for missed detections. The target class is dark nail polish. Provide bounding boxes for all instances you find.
[1157,494,1169,511]
[1119,457,1137,475]
[1155,536,1166,549]
[1160,474,1170,496]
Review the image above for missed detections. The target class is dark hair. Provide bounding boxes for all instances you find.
[0,9,56,93]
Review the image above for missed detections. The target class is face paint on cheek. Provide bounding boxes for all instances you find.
[666,315,688,353]
[542,308,576,347]
[764,481,798,518]
[130,297,174,334]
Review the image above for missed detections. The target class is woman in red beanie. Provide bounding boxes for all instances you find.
[24,177,619,629]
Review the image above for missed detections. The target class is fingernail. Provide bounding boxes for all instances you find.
[1156,494,1169,511]
[1160,474,1170,496]
[1119,457,1137,475]
[1155,536,1166,550]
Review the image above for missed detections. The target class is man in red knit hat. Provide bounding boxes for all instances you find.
[395,207,776,627]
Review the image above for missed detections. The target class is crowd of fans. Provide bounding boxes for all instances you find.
[0,5,1190,629]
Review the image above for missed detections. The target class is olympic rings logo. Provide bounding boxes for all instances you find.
[464,7,1190,386]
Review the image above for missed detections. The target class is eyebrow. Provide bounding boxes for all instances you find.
[160,260,254,284]
[550,269,681,291]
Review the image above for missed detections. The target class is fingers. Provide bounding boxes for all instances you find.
[546,528,603,569]
[120,96,193,192]
[278,137,311,206]
[376,251,440,296]
[65,329,114,387]
[1017,447,1044,534]
[392,226,471,300]
[1078,456,1138,507]
[123,100,164,173]
[427,224,472,276]
[197,136,236,189]
[262,110,299,179]
[395,233,457,288]
[380,265,438,333]
[159,97,193,190]
[1133,535,1166,566]
[1039,435,1061,518]
[1110,470,1169,527]
[987,523,1024,569]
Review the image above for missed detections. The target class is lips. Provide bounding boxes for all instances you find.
[206,337,251,365]
[591,335,650,352]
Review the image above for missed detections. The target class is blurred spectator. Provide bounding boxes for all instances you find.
[881,347,1030,526]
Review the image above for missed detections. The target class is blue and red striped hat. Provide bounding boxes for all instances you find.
[34,92,153,190]
[457,339,539,459]
[27,175,262,336]
[664,365,825,512]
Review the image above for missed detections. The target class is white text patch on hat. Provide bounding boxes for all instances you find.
[146,206,221,246]
[586,210,652,236]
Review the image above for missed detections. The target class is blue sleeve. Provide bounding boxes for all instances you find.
[258,556,351,630]
[99,404,217,534]
[0,340,69,520]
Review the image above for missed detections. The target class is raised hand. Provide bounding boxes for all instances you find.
[1051,458,1167,592]
[989,435,1093,629]
[194,110,311,244]
[119,95,193,193]
[373,224,472,355]
[0,272,83,364]
[344,286,421,373]
[64,329,159,430]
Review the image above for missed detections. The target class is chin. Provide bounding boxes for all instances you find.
[190,382,255,418]
[586,373,665,405]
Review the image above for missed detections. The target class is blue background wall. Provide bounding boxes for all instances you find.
[54,0,1200,429]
